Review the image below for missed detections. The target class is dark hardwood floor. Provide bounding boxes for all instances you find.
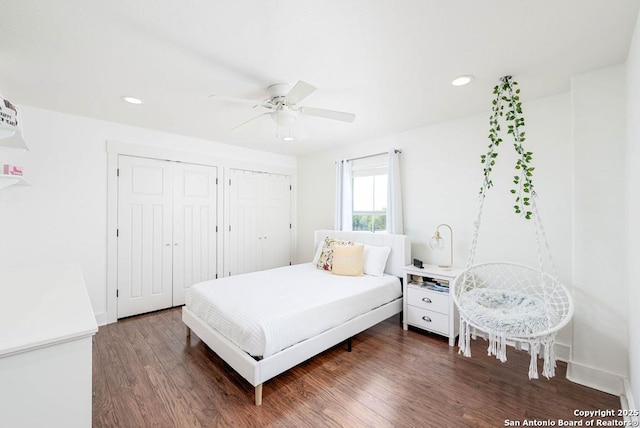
[93,308,621,427]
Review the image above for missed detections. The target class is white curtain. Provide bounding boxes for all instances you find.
[334,159,353,231]
[386,149,404,234]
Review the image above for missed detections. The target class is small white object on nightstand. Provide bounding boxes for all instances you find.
[402,264,462,346]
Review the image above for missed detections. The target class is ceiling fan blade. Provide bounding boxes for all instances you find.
[300,106,356,123]
[230,112,270,131]
[209,94,266,108]
[285,81,317,105]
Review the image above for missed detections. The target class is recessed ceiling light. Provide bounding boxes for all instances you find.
[451,75,474,87]
[121,96,143,105]
[282,136,294,142]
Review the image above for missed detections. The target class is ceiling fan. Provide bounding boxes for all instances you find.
[210,81,356,141]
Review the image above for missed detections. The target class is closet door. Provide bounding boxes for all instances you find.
[117,156,174,318]
[227,169,291,276]
[261,174,292,270]
[228,169,262,275]
[117,156,218,318]
[172,162,218,305]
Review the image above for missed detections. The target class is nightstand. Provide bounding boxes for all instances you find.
[402,264,462,346]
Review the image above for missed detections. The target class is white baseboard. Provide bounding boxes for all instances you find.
[621,378,639,425]
[94,311,107,327]
[566,360,624,396]
[554,342,571,362]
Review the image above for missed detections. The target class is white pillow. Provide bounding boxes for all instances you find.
[362,245,391,276]
[312,240,324,264]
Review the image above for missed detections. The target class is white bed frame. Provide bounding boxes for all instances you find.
[182,229,410,405]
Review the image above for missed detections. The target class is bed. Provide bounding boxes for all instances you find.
[182,229,410,405]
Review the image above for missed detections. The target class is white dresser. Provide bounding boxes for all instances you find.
[402,264,462,346]
[0,264,98,428]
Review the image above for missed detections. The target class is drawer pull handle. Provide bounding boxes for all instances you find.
[422,316,432,323]
[422,297,432,303]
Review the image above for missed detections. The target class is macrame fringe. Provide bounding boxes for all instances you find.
[542,336,557,378]
[458,317,471,357]
[529,341,540,379]
[458,315,559,379]
[527,336,558,379]
[487,331,507,363]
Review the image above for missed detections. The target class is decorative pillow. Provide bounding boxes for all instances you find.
[316,237,355,271]
[331,244,365,276]
[363,245,391,276]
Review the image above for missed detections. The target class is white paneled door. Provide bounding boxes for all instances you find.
[227,169,261,276]
[117,156,217,318]
[227,169,291,276]
[261,172,293,270]
[172,162,218,305]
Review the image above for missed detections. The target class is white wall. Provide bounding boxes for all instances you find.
[626,9,640,412]
[298,68,634,394]
[568,65,628,394]
[0,106,296,324]
[298,92,574,349]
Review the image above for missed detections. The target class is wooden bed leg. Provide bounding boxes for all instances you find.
[255,384,263,406]
[186,326,191,339]
[347,337,352,352]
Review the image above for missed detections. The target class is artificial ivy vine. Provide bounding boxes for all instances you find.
[480,75,535,219]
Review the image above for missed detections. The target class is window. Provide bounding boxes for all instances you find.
[351,156,388,232]
[336,149,402,234]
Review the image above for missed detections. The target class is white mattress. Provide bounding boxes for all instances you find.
[185,263,402,358]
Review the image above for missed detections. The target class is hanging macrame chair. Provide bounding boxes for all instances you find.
[451,76,573,379]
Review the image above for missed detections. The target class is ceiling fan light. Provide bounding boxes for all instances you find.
[451,75,474,87]
[271,108,298,126]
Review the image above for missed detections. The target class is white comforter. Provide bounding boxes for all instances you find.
[185,263,401,358]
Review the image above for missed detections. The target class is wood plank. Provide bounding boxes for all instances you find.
[93,308,622,427]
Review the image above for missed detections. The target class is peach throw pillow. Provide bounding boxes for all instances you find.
[331,244,364,276]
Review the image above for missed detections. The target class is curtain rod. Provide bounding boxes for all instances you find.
[345,149,402,162]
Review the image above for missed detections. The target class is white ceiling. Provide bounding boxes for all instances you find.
[1,1,638,156]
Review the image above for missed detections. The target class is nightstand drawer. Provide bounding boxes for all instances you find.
[407,287,449,314]
[407,307,449,335]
